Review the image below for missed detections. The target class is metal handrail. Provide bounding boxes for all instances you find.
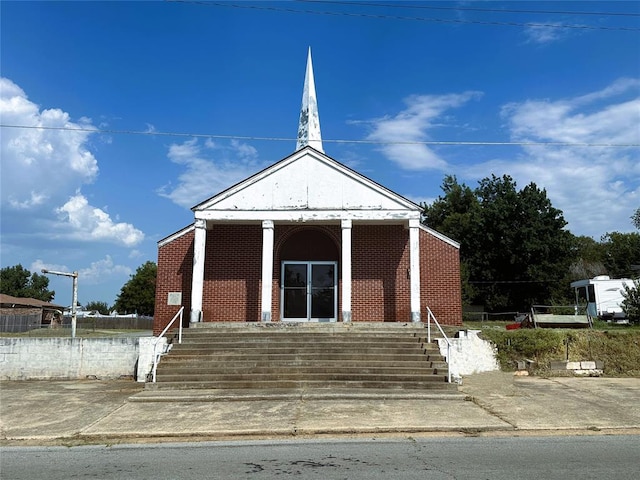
[426,306,452,383]
[151,306,184,382]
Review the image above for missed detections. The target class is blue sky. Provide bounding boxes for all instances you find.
[1,1,639,307]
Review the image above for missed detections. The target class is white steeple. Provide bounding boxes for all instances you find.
[296,47,324,153]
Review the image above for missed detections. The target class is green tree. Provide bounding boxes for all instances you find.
[621,279,640,324]
[423,174,573,312]
[85,301,110,315]
[422,175,479,305]
[473,175,573,310]
[632,207,640,230]
[0,264,55,302]
[113,261,157,316]
[421,175,479,246]
[567,235,606,281]
[600,232,640,278]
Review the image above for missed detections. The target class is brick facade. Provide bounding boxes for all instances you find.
[420,229,463,325]
[154,228,194,335]
[154,223,462,334]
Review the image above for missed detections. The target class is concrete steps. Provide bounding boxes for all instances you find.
[149,323,452,390]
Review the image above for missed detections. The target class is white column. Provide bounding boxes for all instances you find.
[261,220,274,322]
[190,218,206,323]
[409,218,421,322]
[341,219,352,322]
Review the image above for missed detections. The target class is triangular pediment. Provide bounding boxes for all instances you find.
[193,147,420,214]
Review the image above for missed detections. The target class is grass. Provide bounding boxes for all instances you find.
[463,320,640,377]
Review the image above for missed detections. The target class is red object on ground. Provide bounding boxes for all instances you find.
[506,323,521,330]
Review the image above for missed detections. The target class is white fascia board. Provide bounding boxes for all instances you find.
[419,224,460,249]
[195,209,420,222]
[158,224,195,247]
[312,152,421,211]
[193,150,307,211]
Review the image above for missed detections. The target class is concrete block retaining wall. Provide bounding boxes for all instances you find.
[0,337,159,381]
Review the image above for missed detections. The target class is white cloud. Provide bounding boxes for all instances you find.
[365,92,482,170]
[55,194,144,247]
[0,77,145,247]
[77,256,132,284]
[404,194,435,207]
[230,138,258,160]
[502,80,640,146]
[158,137,264,208]
[31,259,70,276]
[0,78,99,210]
[32,256,132,287]
[523,22,569,45]
[466,78,640,238]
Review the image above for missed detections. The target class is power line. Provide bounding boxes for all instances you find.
[2,124,639,148]
[167,1,640,31]
[297,1,640,18]
[469,280,552,284]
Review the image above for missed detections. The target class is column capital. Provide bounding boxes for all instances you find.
[341,219,352,229]
[262,220,274,230]
[408,218,420,229]
[195,218,206,229]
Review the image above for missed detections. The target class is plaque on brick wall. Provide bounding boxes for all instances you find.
[167,292,182,305]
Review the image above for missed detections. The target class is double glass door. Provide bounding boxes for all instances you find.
[282,262,337,321]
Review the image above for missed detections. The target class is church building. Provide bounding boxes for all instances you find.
[153,50,462,334]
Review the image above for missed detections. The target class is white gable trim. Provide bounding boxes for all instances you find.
[419,224,460,249]
[158,224,194,248]
[193,147,421,213]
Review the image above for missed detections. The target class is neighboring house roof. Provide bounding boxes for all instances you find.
[0,294,64,310]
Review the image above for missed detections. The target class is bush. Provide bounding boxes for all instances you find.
[621,279,640,324]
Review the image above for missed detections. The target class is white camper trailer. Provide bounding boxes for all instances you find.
[571,276,634,320]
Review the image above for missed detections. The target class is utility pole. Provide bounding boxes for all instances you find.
[41,269,79,338]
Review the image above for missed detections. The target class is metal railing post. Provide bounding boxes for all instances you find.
[426,306,453,383]
[152,306,184,383]
[447,342,452,384]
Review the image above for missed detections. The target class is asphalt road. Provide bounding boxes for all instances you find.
[2,435,638,480]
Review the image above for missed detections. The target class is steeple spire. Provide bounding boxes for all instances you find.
[296,47,324,153]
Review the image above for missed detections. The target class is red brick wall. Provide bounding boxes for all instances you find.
[154,228,194,335]
[420,229,463,326]
[202,225,262,323]
[352,225,411,321]
[154,222,462,332]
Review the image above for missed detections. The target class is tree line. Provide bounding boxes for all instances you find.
[422,174,640,314]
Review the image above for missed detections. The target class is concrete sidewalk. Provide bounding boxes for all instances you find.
[1,372,639,445]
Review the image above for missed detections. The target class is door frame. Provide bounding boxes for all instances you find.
[280,261,338,322]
